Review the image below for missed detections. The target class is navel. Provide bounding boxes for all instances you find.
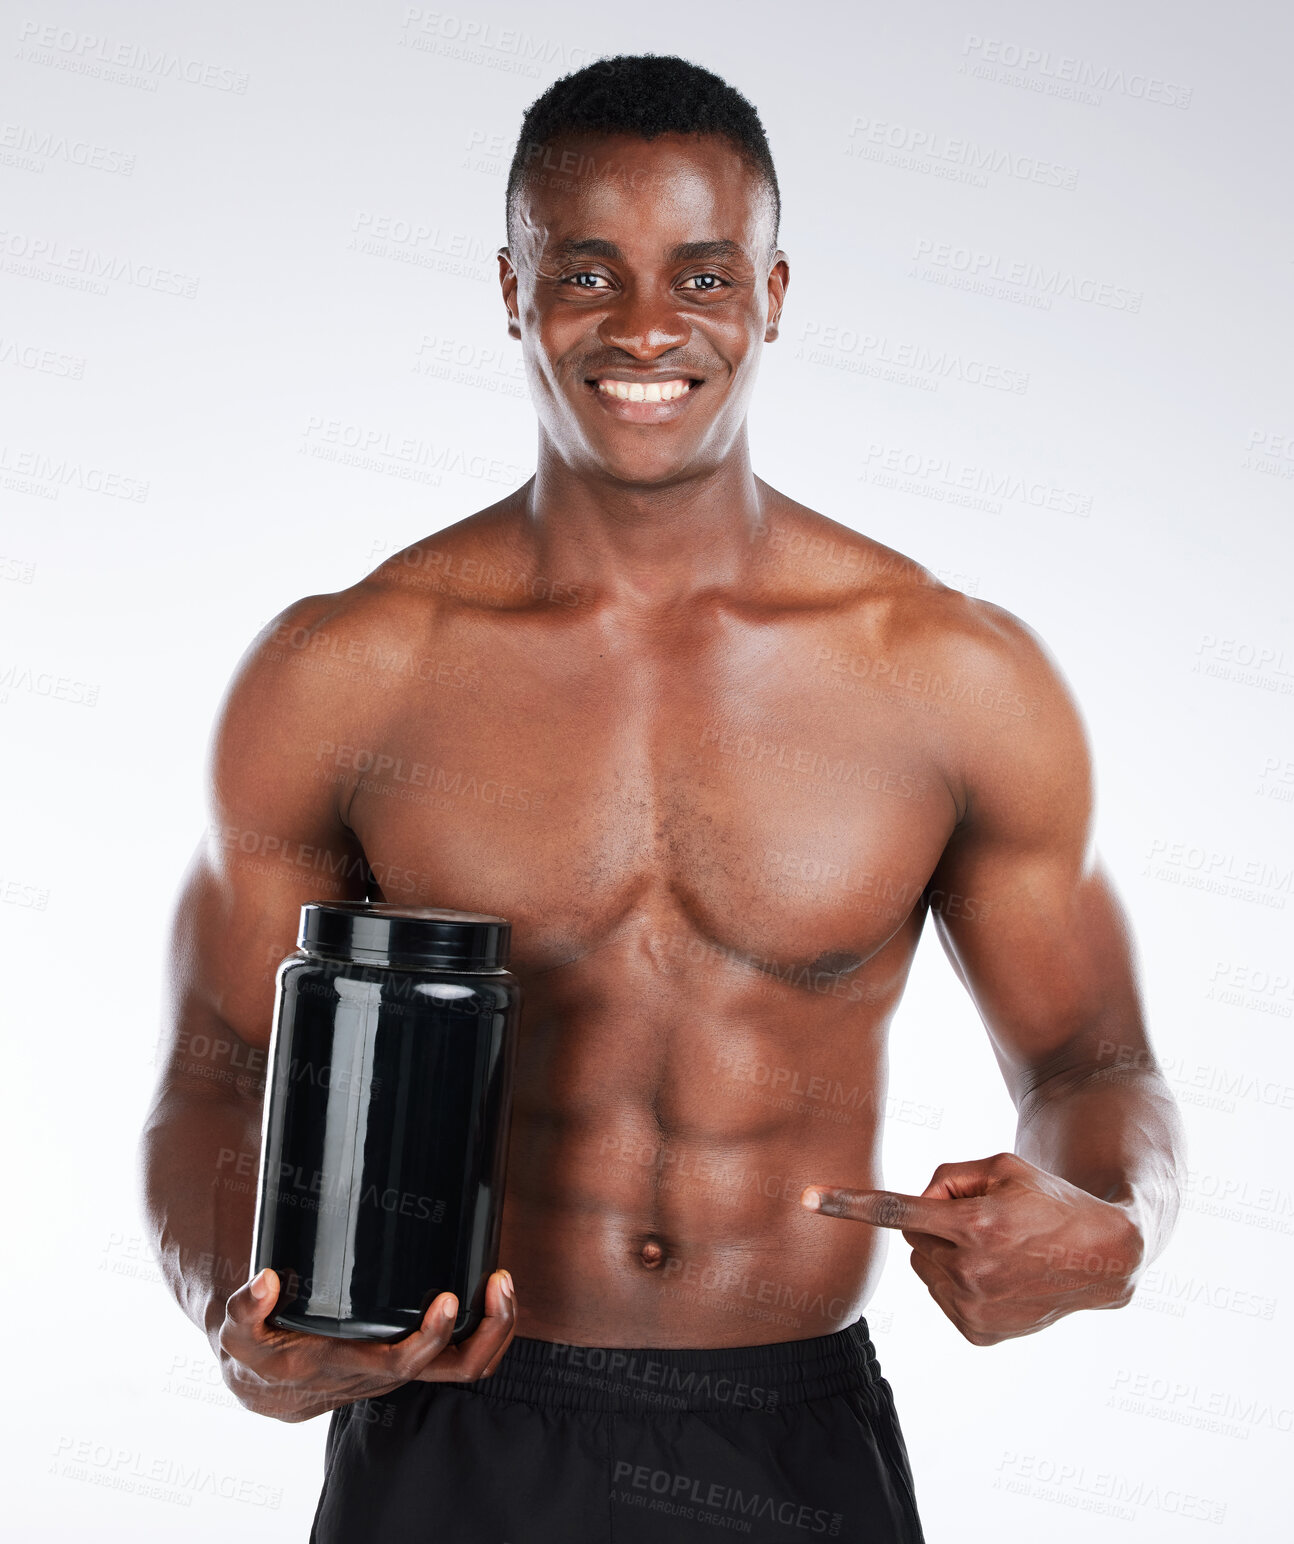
[639,1238,665,1269]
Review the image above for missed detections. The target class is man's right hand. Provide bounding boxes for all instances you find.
[216,1266,518,1422]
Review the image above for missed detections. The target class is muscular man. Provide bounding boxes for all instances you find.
[139,54,1184,1543]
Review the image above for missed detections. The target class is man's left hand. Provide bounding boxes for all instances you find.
[800,1151,1146,1345]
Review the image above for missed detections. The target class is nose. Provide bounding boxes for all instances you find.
[597,281,690,360]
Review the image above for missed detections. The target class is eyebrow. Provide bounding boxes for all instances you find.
[550,237,748,264]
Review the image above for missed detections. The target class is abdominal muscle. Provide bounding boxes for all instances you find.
[492,938,904,1348]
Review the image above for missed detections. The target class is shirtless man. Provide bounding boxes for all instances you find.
[139,54,1184,1544]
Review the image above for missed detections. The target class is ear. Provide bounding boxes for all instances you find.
[498,247,521,338]
[764,250,790,343]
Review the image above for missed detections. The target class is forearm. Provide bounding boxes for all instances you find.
[1014,1064,1186,1267]
[138,1080,265,1357]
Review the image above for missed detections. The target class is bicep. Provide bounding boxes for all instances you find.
[156,602,370,1099]
[924,613,1148,1102]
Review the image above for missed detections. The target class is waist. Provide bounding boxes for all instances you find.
[457,1317,881,1413]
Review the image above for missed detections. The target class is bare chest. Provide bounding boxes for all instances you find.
[339,608,957,978]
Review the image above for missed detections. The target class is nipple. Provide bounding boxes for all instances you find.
[639,1239,665,1269]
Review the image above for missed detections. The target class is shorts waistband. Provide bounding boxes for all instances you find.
[460,1318,881,1413]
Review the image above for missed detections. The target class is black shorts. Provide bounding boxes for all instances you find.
[310,1316,925,1542]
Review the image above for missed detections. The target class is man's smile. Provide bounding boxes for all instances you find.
[595,377,694,402]
[583,371,705,421]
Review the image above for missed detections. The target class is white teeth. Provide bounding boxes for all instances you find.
[597,378,691,402]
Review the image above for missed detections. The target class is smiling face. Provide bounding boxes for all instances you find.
[500,132,788,489]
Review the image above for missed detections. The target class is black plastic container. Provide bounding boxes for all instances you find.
[250,902,521,1343]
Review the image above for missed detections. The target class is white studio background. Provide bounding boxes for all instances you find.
[1,0,1290,1539]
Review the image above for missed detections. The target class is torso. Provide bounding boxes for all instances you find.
[304,489,1016,1346]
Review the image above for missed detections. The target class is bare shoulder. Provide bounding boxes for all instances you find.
[210,498,531,767]
[898,585,1081,721]
[205,583,396,814]
[891,585,1094,837]
[768,495,1077,715]
[216,573,430,723]
[763,492,1091,820]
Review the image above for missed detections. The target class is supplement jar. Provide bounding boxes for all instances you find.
[250,902,521,1343]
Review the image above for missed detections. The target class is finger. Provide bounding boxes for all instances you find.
[908,1249,959,1321]
[900,1230,961,1270]
[373,1289,468,1383]
[908,1246,955,1296]
[279,1290,463,1397]
[225,1272,459,1392]
[473,1270,520,1379]
[921,1153,1022,1200]
[218,1268,283,1361]
[414,1269,517,1384]
[801,1186,974,1243]
[907,1247,979,1336]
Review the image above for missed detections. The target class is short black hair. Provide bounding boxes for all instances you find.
[506,53,780,253]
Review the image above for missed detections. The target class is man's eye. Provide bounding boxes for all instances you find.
[566,272,611,289]
[681,273,727,292]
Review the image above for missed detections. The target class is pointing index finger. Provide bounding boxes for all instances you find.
[801,1186,970,1242]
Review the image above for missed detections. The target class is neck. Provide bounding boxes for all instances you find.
[520,428,769,608]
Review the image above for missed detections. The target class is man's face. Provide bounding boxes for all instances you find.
[499,132,788,487]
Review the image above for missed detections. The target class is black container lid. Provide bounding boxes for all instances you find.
[298,902,510,971]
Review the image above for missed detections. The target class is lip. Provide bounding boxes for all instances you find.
[582,373,705,423]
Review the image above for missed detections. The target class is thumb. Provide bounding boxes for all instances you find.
[225,1266,281,1331]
